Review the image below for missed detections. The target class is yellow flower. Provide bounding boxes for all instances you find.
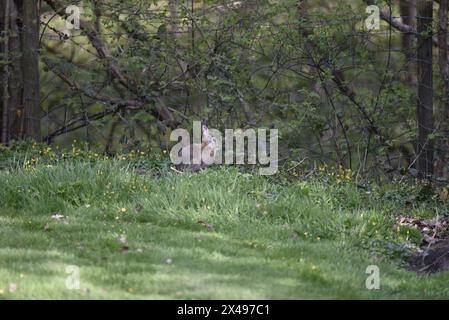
[121,207,127,213]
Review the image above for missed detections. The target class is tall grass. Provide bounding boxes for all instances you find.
[0,157,448,299]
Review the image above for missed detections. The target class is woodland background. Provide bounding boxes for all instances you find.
[3,1,449,300]
[1,0,448,181]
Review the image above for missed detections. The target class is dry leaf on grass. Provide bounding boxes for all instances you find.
[51,213,65,220]
[8,283,17,293]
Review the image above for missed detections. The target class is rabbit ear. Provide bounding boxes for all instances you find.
[202,125,210,138]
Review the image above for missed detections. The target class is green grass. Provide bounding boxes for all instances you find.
[0,160,449,299]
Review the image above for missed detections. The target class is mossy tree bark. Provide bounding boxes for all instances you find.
[416,0,434,177]
[0,0,41,145]
[436,0,449,178]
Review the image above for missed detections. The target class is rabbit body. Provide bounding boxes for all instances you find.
[176,125,218,172]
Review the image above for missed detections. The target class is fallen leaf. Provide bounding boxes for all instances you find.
[424,234,438,245]
[8,283,17,293]
[117,234,127,244]
[51,213,65,220]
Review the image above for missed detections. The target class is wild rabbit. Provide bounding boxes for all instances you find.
[175,125,219,172]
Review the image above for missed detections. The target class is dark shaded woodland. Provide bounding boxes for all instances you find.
[1,0,449,181]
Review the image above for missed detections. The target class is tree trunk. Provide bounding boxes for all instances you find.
[19,0,41,140]
[1,0,10,143]
[416,0,434,177]
[0,0,41,145]
[168,0,179,36]
[436,0,449,178]
[400,0,417,83]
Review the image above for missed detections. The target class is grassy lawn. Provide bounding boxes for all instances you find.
[0,160,449,299]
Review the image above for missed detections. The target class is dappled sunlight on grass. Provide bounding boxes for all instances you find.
[1,161,449,299]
